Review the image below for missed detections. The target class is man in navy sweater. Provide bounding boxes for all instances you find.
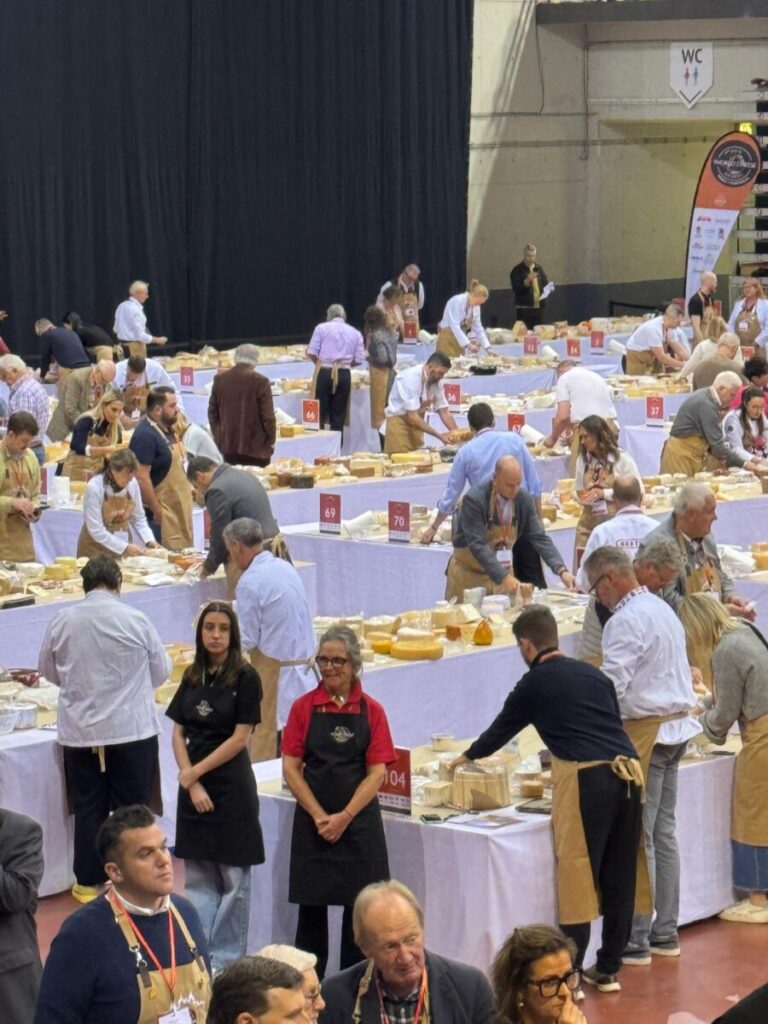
[35,805,211,1024]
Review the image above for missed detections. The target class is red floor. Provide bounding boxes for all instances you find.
[35,891,767,1022]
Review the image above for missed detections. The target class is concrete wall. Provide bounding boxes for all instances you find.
[468,1,768,323]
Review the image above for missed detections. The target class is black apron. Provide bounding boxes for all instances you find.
[173,674,265,867]
[288,697,389,906]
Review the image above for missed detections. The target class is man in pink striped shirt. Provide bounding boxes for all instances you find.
[0,355,50,463]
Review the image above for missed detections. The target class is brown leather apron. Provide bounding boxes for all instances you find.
[127,341,148,359]
[0,449,38,561]
[660,433,708,476]
[384,375,438,454]
[575,457,616,562]
[436,309,473,359]
[77,494,136,559]
[626,349,659,376]
[56,365,73,396]
[110,896,211,1023]
[369,366,392,430]
[732,713,768,847]
[62,428,118,482]
[734,305,762,352]
[399,289,420,339]
[124,383,151,416]
[247,649,281,763]
[445,493,517,601]
[152,424,193,550]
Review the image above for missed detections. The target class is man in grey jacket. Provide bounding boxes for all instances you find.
[0,808,43,1024]
[445,455,575,601]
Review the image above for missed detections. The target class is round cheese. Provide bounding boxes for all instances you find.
[389,638,444,661]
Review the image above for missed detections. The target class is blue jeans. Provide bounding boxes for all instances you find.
[626,741,687,953]
[184,860,252,972]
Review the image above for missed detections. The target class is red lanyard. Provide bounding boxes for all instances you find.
[109,892,177,996]
[376,968,428,1024]
[494,493,515,546]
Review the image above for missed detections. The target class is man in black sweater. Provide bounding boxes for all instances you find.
[35,317,90,392]
[453,605,643,995]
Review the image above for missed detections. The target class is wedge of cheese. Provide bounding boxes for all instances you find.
[389,638,444,661]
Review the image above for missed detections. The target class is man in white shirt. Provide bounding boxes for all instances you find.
[37,556,171,903]
[378,264,425,339]
[584,546,700,975]
[625,306,690,375]
[575,476,656,592]
[224,517,315,762]
[542,361,619,455]
[113,281,168,359]
[382,353,457,453]
[114,354,182,422]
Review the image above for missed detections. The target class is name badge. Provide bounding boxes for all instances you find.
[496,549,512,568]
[739,321,749,332]
[159,1009,193,1024]
[590,499,608,516]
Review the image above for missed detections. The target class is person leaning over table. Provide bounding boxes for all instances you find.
[660,371,762,477]
[451,605,643,995]
[307,304,365,439]
[167,601,265,971]
[382,352,457,453]
[282,625,395,978]
[723,386,768,466]
[114,353,183,422]
[682,594,768,926]
[691,332,746,391]
[625,305,689,375]
[680,326,745,379]
[113,279,168,359]
[584,547,702,977]
[510,243,549,331]
[63,310,116,363]
[445,454,576,602]
[573,415,640,563]
[78,449,162,559]
[377,262,425,338]
[225,517,315,763]
[37,556,172,904]
[435,279,492,357]
[0,808,43,1024]
[34,316,90,394]
[0,355,50,463]
[541,361,618,458]
[320,880,494,1024]
[687,270,718,346]
[0,411,41,562]
[492,925,588,1024]
[363,303,399,441]
[259,945,325,1023]
[728,277,768,353]
[129,386,194,548]
[46,359,117,443]
[60,386,125,482]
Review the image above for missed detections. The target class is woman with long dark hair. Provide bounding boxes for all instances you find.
[492,925,587,1024]
[723,386,768,464]
[167,601,264,971]
[574,415,639,563]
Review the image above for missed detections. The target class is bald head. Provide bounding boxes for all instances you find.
[612,475,642,507]
[94,360,116,384]
[493,455,523,500]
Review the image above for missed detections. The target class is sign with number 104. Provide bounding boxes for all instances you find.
[378,748,412,815]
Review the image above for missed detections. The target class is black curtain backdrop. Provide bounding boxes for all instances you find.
[0,1,473,359]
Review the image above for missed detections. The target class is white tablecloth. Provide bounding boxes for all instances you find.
[622,424,671,477]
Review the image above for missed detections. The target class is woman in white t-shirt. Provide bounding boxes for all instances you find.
[723,387,768,464]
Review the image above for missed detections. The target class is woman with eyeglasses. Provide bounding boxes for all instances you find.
[281,625,396,978]
[492,925,587,1024]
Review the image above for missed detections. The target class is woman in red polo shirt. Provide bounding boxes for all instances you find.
[282,625,395,978]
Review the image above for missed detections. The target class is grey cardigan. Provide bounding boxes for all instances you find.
[670,387,745,467]
[637,515,734,611]
[700,624,768,743]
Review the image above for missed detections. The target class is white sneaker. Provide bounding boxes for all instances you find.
[719,900,768,924]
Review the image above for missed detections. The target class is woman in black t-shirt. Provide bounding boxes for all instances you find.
[167,601,264,972]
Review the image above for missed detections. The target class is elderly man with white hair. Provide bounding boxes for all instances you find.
[258,945,325,1022]
[208,343,276,467]
[377,264,424,339]
[625,304,690,374]
[687,270,718,344]
[45,359,117,443]
[307,304,364,437]
[113,280,167,358]
[661,370,762,476]
[691,333,746,391]
[0,354,50,461]
[680,328,744,379]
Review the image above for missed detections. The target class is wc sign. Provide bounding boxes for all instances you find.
[670,43,713,110]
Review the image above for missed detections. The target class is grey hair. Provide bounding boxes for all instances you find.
[673,482,714,517]
[524,243,536,253]
[234,343,260,366]
[664,303,683,318]
[353,880,425,949]
[222,517,263,549]
[326,304,346,321]
[634,537,684,575]
[257,945,317,973]
[34,318,53,331]
[129,280,149,294]
[716,332,740,352]
[582,545,634,580]
[318,625,362,673]
[0,354,27,373]
[555,360,576,376]
[713,370,742,390]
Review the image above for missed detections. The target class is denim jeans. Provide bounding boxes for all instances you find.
[626,741,687,952]
[184,860,252,972]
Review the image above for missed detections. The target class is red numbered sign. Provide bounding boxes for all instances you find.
[566,337,581,359]
[403,321,417,340]
[302,399,320,430]
[523,334,538,355]
[378,748,412,815]
[179,366,195,389]
[388,501,411,543]
[590,330,605,353]
[203,509,211,543]
[507,413,526,433]
[742,346,755,361]
[645,395,665,427]
[319,493,341,534]
[443,383,462,411]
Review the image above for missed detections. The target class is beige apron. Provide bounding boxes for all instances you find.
[77,494,136,559]
[61,427,119,482]
[0,449,38,561]
[127,341,148,359]
[369,366,392,430]
[445,492,516,601]
[435,329,462,358]
[399,289,420,340]
[626,349,659,376]
[248,649,281,762]
[732,713,768,847]
[551,753,646,924]
[574,457,617,563]
[110,896,211,1023]
[660,433,708,476]
[152,425,193,550]
[87,344,115,362]
[680,544,723,687]
[384,374,438,454]
[734,306,762,352]
[56,365,73,396]
[311,362,352,427]
[124,383,151,416]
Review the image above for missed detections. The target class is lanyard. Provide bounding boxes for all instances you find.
[493,491,516,546]
[376,968,428,1024]
[3,444,28,494]
[584,453,605,486]
[109,891,177,997]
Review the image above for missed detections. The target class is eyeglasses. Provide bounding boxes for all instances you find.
[526,968,582,998]
[305,988,322,1006]
[587,573,606,596]
[316,656,350,669]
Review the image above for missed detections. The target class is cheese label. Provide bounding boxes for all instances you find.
[388,501,411,543]
[378,748,412,815]
[645,396,665,427]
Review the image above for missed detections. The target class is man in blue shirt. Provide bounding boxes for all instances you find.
[420,402,546,585]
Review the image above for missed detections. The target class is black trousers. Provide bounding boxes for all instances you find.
[64,736,159,886]
[315,367,351,437]
[516,306,543,330]
[560,763,643,976]
[512,536,546,589]
[295,904,360,979]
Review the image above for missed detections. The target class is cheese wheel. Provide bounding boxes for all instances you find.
[44,564,70,581]
[755,551,768,571]
[389,638,444,661]
[367,632,393,655]
[390,452,430,465]
[520,780,545,799]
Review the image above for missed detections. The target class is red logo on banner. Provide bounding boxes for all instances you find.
[378,748,412,814]
[645,396,665,426]
[319,493,341,533]
[388,501,411,543]
[179,366,195,388]
[590,331,605,351]
[444,383,462,410]
[507,413,526,433]
[566,338,581,358]
[523,335,538,355]
[302,399,320,430]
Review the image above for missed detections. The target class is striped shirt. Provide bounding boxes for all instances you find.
[9,374,51,443]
